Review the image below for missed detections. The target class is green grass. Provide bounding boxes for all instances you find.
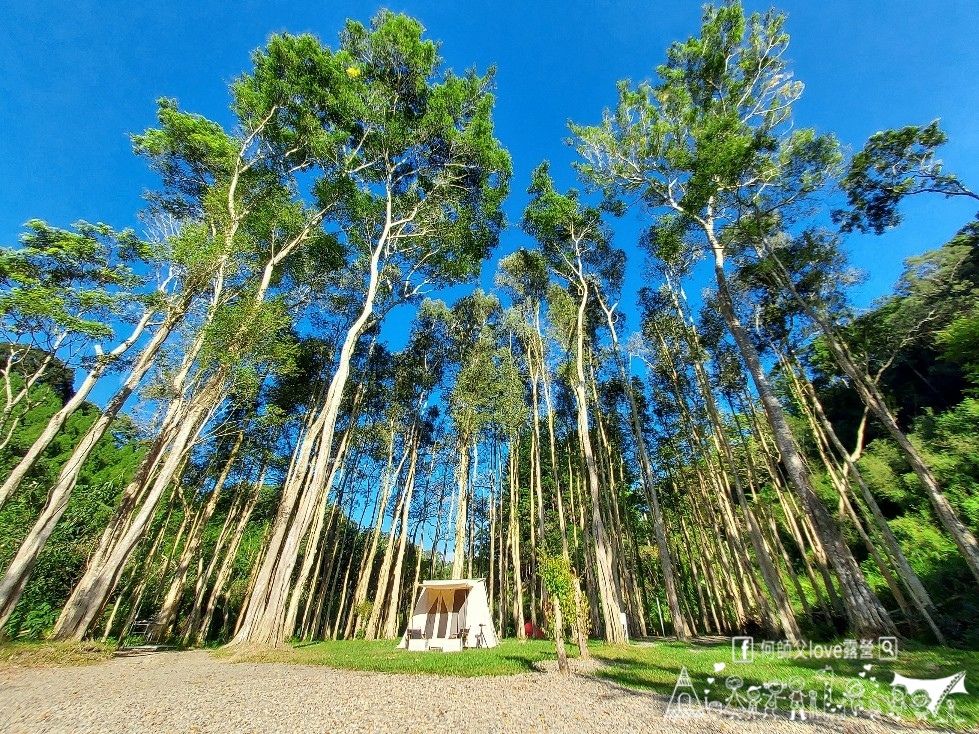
[6,634,975,729]
[592,639,979,730]
[226,638,568,676]
[0,640,115,668]
[233,637,979,730]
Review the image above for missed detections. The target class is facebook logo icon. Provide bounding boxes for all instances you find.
[732,636,754,663]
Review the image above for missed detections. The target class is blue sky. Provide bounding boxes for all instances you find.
[2,0,978,351]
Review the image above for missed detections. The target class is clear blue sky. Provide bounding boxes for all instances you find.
[2,1,978,344]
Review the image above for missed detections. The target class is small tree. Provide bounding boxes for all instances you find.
[536,549,573,675]
[354,600,373,639]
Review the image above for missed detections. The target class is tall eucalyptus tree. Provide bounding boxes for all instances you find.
[231,12,510,646]
[521,163,625,642]
[572,1,895,635]
[49,28,358,640]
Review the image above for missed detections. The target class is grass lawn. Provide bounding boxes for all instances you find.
[0,640,114,668]
[592,638,979,730]
[4,635,977,729]
[233,636,979,730]
[226,638,565,676]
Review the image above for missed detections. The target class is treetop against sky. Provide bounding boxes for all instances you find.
[1,0,977,340]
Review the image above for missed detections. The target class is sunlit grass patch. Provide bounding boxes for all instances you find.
[592,639,979,731]
[0,640,114,668]
[222,635,979,729]
[227,638,569,676]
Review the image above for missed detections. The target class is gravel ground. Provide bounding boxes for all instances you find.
[0,649,919,733]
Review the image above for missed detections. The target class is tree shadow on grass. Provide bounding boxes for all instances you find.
[499,654,545,673]
[113,644,180,657]
[591,657,679,690]
[291,640,321,649]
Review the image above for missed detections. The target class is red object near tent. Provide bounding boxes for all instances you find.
[524,621,546,639]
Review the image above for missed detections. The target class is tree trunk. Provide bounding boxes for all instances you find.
[346,422,410,638]
[51,382,220,640]
[507,435,526,640]
[691,358,801,641]
[285,420,356,639]
[152,425,246,640]
[107,485,179,642]
[708,238,896,638]
[570,276,623,643]
[381,428,424,638]
[186,465,265,645]
[367,428,420,638]
[451,435,472,579]
[552,593,569,675]
[0,319,202,633]
[0,308,159,509]
[779,347,945,643]
[230,233,388,647]
[763,242,979,585]
[599,297,688,638]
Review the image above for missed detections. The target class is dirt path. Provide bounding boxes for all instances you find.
[0,649,912,733]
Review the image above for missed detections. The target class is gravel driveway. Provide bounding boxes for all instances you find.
[0,649,914,733]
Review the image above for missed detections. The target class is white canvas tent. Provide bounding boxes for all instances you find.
[397,579,499,651]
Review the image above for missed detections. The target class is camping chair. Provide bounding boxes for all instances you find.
[433,618,466,653]
[441,627,465,653]
[128,613,162,643]
[406,628,428,651]
[120,612,173,652]
[129,617,154,638]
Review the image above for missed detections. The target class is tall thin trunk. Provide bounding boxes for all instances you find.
[530,311,571,561]
[152,425,246,640]
[497,476,508,634]
[704,221,896,638]
[778,347,945,643]
[761,240,979,585]
[508,435,526,640]
[230,227,388,647]
[107,484,179,642]
[346,422,410,638]
[52,379,222,640]
[368,424,420,638]
[570,274,623,642]
[381,447,421,639]
[743,394,837,621]
[186,465,265,645]
[450,435,472,580]
[572,572,589,656]
[285,420,355,639]
[302,504,341,641]
[487,446,498,624]
[326,489,368,640]
[0,317,203,633]
[596,294,688,638]
[0,307,158,509]
[0,331,203,636]
[689,355,800,642]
